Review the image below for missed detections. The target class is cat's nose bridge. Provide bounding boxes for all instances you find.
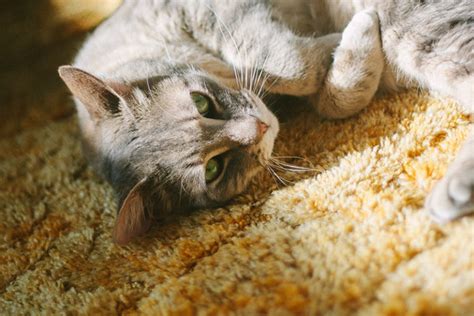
[225,117,267,145]
[200,116,268,154]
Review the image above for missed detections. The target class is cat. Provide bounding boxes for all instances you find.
[58,0,474,244]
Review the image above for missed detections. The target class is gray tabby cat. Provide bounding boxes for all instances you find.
[58,0,474,244]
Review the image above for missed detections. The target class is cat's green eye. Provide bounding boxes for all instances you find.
[191,93,210,115]
[205,157,222,182]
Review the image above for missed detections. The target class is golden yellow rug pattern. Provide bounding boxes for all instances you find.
[1,2,473,315]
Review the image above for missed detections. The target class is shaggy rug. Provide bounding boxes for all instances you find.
[1,2,473,315]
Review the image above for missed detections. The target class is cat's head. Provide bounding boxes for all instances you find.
[58,65,278,244]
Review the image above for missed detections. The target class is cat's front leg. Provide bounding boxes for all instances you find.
[310,9,384,119]
[195,2,341,96]
[426,128,474,222]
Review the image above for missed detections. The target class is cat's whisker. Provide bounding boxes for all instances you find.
[265,165,290,186]
[259,158,290,186]
[268,160,315,173]
[254,69,263,97]
[214,25,242,89]
[243,44,249,91]
[271,156,318,171]
[272,155,309,160]
[257,74,269,99]
[264,165,280,186]
[255,55,270,98]
[252,55,269,97]
[244,58,249,91]
[272,155,316,165]
[255,68,278,99]
[248,63,254,93]
[270,157,315,169]
[260,76,280,99]
[268,162,309,174]
[204,4,245,90]
[249,58,256,93]
[243,39,258,92]
[252,53,269,97]
[252,51,269,96]
[271,169,293,185]
[262,159,298,185]
[250,55,262,95]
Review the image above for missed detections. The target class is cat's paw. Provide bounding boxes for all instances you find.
[425,162,474,223]
[342,9,381,46]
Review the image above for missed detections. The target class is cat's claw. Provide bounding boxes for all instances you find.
[425,162,474,223]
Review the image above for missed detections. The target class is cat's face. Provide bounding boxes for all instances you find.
[59,66,278,244]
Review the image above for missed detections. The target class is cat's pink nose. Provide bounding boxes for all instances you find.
[257,120,269,138]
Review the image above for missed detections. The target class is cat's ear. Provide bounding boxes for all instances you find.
[58,65,132,121]
[113,178,151,245]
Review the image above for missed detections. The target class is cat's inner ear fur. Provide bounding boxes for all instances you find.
[113,177,151,245]
[58,65,132,121]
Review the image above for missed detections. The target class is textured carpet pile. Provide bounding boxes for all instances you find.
[1,2,473,315]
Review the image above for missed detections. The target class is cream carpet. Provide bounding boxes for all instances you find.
[1,2,473,315]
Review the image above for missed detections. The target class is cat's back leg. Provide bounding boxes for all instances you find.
[381,0,473,110]
[380,1,474,221]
